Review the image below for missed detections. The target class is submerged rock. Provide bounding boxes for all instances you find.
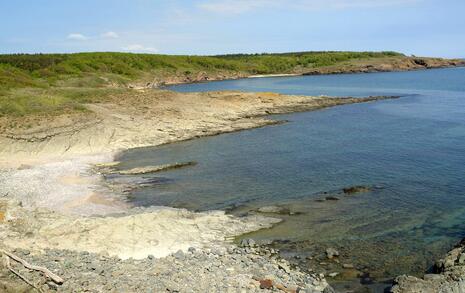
[325,196,340,201]
[342,185,372,195]
[257,205,291,215]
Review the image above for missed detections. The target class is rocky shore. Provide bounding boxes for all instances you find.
[0,240,331,293]
[1,85,461,292]
[0,197,336,292]
[0,90,399,292]
[392,239,465,293]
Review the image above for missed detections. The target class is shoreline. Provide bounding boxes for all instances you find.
[0,93,397,215]
[0,91,397,291]
[154,60,465,89]
[0,79,462,291]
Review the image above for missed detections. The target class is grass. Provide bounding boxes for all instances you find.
[0,87,123,117]
[0,51,407,117]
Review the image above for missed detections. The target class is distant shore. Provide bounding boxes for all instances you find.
[247,73,301,78]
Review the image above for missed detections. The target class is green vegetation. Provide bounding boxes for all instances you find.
[0,87,123,116]
[0,51,404,116]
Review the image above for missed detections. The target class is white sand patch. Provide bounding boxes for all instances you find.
[0,153,127,216]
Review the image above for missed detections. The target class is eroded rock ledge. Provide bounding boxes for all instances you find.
[0,91,398,165]
[391,239,465,293]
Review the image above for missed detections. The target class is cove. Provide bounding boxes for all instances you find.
[114,68,465,291]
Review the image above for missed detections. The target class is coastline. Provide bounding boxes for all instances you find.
[0,89,397,291]
[138,57,465,89]
[1,66,464,291]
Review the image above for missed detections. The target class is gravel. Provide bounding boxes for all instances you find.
[1,243,332,293]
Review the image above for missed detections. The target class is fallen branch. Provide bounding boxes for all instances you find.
[2,254,44,293]
[0,249,63,284]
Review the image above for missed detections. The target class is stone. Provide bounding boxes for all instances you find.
[173,250,185,260]
[279,262,292,273]
[259,279,273,289]
[423,274,442,281]
[458,254,465,264]
[240,238,256,247]
[325,248,339,259]
[342,263,354,269]
[328,272,338,278]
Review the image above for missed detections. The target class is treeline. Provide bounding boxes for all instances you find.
[0,51,404,87]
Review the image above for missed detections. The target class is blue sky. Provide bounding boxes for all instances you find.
[1,0,464,57]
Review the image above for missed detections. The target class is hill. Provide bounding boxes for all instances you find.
[0,51,463,117]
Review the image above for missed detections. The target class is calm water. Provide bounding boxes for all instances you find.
[114,68,465,291]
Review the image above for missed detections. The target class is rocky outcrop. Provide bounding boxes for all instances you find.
[0,91,398,165]
[128,71,248,89]
[302,57,465,76]
[391,239,465,293]
[115,161,197,175]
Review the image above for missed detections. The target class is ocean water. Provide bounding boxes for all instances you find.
[114,68,465,291]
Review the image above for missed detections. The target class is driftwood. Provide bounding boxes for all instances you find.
[1,249,63,291]
[2,254,43,292]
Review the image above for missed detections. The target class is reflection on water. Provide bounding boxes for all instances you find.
[115,68,465,291]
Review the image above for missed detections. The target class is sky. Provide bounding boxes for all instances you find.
[1,0,464,57]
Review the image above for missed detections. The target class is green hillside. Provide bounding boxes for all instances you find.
[0,51,403,90]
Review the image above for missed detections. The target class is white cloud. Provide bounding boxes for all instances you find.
[198,0,421,14]
[198,0,269,14]
[122,44,158,53]
[101,31,119,39]
[67,33,88,41]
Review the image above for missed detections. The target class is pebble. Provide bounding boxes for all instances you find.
[2,244,331,293]
[325,248,339,259]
